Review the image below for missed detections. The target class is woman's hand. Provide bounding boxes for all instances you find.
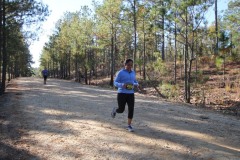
[123,83,134,90]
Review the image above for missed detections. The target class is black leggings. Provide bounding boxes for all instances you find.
[116,93,135,119]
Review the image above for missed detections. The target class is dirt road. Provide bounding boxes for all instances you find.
[0,77,240,160]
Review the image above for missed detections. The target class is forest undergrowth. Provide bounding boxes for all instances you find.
[90,60,240,118]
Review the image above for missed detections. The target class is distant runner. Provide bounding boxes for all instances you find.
[42,68,49,84]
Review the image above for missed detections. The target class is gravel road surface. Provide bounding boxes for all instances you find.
[0,77,240,160]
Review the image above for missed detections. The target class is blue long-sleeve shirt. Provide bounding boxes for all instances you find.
[114,69,139,94]
[42,69,49,76]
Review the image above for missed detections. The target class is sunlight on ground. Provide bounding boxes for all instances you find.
[172,116,208,124]
[75,86,116,94]
[161,127,214,141]
[40,109,72,116]
[153,125,240,153]
[213,143,240,152]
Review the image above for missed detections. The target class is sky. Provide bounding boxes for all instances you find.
[206,0,229,23]
[29,0,229,68]
[30,0,102,68]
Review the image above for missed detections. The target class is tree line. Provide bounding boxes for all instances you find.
[1,0,239,104]
[0,0,49,94]
[41,0,239,103]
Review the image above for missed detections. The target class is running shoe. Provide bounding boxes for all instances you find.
[127,125,134,132]
[111,107,116,118]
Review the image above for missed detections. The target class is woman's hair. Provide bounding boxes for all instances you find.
[124,59,133,65]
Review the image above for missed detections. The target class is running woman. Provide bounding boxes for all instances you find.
[111,59,139,132]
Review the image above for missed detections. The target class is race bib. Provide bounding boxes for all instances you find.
[126,84,133,90]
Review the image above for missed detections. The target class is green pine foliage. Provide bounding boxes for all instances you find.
[37,0,240,104]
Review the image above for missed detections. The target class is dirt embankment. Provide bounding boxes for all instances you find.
[0,77,240,160]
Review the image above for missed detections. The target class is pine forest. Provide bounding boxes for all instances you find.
[1,0,240,115]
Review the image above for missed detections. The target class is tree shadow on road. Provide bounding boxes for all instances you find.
[1,77,240,160]
[0,141,40,160]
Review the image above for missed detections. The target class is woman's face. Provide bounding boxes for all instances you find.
[125,61,133,71]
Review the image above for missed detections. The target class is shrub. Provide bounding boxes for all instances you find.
[215,56,224,70]
[160,83,179,99]
[194,70,210,84]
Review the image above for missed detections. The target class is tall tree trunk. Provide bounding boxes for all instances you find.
[143,17,146,80]
[184,9,190,103]
[1,0,6,94]
[84,48,88,85]
[195,32,199,83]
[133,0,137,70]
[161,1,165,61]
[174,12,177,84]
[7,65,10,82]
[52,60,54,78]
[75,54,78,82]
[60,61,63,78]
[110,24,114,86]
[215,0,218,54]
[0,0,2,81]
[68,51,71,79]
[84,66,88,85]
[65,63,67,79]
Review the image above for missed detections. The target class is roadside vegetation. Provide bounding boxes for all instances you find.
[0,0,49,94]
